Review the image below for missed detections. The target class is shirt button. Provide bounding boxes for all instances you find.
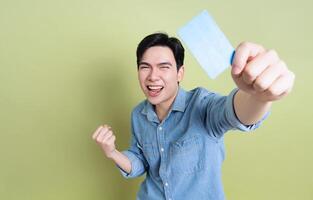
[159,126,162,131]
[161,148,164,152]
[165,182,168,186]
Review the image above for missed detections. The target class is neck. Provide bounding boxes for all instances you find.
[155,87,179,122]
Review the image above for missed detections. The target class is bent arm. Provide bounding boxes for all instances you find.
[108,149,131,174]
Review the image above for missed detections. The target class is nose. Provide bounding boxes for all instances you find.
[147,68,159,81]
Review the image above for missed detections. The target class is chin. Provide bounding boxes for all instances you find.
[147,97,161,106]
[148,94,167,106]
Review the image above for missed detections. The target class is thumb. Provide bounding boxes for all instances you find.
[231,51,243,76]
[231,42,266,76]
[231,54,243,76]
[231,64,243,76]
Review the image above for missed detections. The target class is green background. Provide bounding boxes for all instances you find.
[1,0,312,199]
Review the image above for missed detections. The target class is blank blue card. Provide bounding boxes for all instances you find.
[177,10,234,79]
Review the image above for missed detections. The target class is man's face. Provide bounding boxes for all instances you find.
[138,46,184,107]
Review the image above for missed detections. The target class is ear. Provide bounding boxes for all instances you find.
[177,66,185,82]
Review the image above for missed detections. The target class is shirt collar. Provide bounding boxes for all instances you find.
[141,87,187,122]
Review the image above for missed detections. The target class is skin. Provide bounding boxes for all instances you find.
[91,42,295,174]
[137,46,184,121]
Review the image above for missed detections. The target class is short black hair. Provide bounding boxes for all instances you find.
[136,32,185,71]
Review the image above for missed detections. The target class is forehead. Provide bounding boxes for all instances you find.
[141,46,175,63]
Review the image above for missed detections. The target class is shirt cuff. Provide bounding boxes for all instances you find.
[116,150,144,179]
[225,88,270,131]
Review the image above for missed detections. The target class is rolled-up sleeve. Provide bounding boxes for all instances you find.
[225,88,270,131]
[201,88,269,139]
[117,144,148,178]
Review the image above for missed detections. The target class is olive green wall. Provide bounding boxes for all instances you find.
[1,0,312,199]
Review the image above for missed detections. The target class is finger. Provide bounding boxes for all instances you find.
[232,42,266,75]
[242,50,280,85]
[265,72,293,97]
[253,60,286,92]
[92,126,103,140]
[105,134,116,144]
[96,127,111,143]
[257,88,288,102]
[102,130,113,142]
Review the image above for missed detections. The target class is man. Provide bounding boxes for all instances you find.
[92,33,295,199]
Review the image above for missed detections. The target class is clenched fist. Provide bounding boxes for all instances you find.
[231,42,295,102]
[92,125,117,158]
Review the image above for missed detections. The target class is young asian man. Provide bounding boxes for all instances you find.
[92,33,295,200]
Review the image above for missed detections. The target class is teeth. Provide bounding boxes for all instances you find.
[147,86,163,90]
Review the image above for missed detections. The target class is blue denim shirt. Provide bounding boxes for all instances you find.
[118,87,267,200]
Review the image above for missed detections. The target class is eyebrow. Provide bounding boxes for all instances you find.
[138,62,152,67]
[158,62,173,66]
[138,61,173,67]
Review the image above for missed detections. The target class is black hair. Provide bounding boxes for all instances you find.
[136,32,185,71]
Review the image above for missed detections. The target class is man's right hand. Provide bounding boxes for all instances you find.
[92,125,117,159]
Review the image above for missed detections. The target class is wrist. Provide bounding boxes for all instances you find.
[106,149,118,159]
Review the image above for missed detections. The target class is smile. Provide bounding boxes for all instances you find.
[146,85,164,97]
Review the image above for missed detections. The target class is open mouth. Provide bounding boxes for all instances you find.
[146,85,164,97]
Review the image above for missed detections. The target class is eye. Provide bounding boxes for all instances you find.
[139,65,149,69]
[160,65,170,69]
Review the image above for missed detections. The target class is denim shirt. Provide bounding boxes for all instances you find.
[118,87,268,200]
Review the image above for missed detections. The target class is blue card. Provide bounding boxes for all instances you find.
[177,10,234,79]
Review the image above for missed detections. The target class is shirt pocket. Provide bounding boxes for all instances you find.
[170,135,204,174]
